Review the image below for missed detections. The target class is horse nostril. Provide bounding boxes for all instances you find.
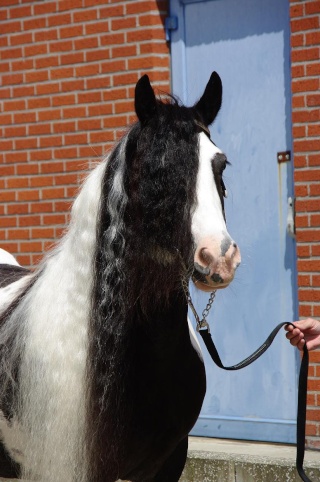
[233,242,237,249]
[194,262,210,276]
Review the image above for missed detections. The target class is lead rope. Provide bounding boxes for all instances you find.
[182,278,311,482]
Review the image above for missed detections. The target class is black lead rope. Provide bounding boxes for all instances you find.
[198,322,311,482]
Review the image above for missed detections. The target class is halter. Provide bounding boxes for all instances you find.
[194,120,211,139]
[181,277,311,482]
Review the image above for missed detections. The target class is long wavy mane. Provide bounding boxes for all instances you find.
[0,94,201,481]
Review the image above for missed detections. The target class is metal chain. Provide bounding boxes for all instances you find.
[182,276,216,333]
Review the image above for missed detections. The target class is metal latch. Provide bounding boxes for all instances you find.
[287,197,295,238]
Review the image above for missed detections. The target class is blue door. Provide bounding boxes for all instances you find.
[170,0,298,443]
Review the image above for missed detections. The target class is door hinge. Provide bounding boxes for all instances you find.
[277,150,291,163]
[165,16,178,42]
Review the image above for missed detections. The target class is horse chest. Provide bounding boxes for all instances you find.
[113,314,206,481]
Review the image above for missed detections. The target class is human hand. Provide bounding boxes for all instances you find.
[285,318,320,351]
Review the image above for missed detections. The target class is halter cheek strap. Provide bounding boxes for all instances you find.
[194,120,211,139]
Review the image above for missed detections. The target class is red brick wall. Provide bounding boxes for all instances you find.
[0,0,170,266]
[290,0,320,449]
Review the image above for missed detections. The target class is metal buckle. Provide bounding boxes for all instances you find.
[196,320,210,333]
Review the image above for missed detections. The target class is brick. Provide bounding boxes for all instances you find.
[43,214,66,225]
[35,56,60,70]
[85,48,110,62]
[293,125,306,138]
[25,70,49,83]
[5,151,28,164]
[20,242,43,253]
[60,52,85,65]
[292,78,319,93]
[36,82,60,95]
[12,84,35,97]
[291,47,320,63]
[75,63,100,77]
[23,17,47,31]
[30,202,54,214]
[60,24,84,39]
[53,147,78,159]
[42,188,65,200]
[307,63,320,76]
[61,79,85,92]
[16,164,39,175]
[64,133,88,145]
[308,124,320,137]
[39,135,63,148]
[85,20,109,35]
[298,260,320,272]
[48,12,71,27]
[35,29,58,42]
[305,1,320,15]
[49,40,73,53]
[30,176,54,188]
[73,8,97,22]
[37,109,61,122]
[52,94,76,107]
[113,72,139,86]
[290,4,304,18]
[1,217,17,228]
[11,58,34,71]
[57,0,83,11]
[32,228,55,238]
[111,17,136,31]
[63,106,87,118]
[306,31,320,46]
[309,155,320,167]
[27,97,51,110]
[294,139,320,153]
[86,76,111,90]
[298,274,311,287]
[307,94,320,107]
[291,16,319,33]
[8,229,30,240]
[100,32,124,46]
[292,108,320,123]
[9,31,33,45]
[74,36,99,50]
[1,46,23,60]
[1,20,21,34]
[33,1,56,15]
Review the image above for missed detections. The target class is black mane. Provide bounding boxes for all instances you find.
[87,98,203,481]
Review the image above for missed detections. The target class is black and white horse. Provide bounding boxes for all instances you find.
[0,72,240,481]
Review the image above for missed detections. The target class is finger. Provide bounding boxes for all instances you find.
[284,324,293,332]
[286,328,302,339]
[289,333,304,347]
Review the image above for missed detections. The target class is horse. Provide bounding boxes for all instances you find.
[0,72,241,482]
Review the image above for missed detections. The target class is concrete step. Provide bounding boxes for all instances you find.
[181,437,320,482]
[1,438,319,482]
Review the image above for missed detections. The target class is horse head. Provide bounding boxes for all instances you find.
[134,72,241,293]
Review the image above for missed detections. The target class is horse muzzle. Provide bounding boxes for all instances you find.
[192,235,241,292]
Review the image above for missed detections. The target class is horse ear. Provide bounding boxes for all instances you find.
[135,74,157,124]
[194,71,222,126]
